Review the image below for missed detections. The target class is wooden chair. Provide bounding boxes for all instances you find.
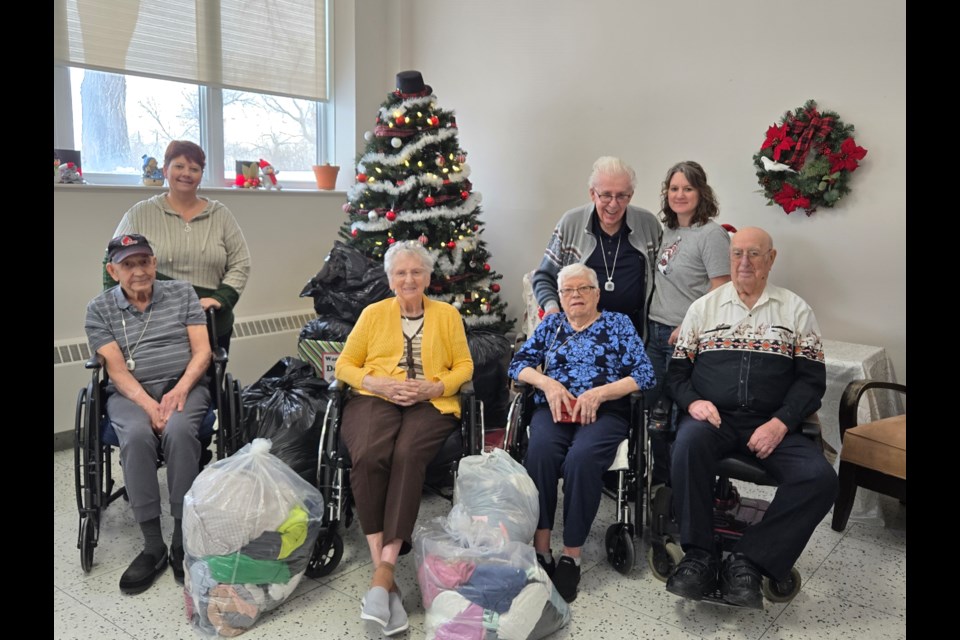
[831,379,906,531]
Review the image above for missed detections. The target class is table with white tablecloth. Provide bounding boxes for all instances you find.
[820,339,905,525]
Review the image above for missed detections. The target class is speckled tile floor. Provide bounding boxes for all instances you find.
[54,448,906,639]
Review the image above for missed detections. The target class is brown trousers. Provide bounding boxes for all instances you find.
[341,396,457,547]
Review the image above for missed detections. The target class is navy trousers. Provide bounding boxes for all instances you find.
[670,415,838,580]
[525,406,629,548]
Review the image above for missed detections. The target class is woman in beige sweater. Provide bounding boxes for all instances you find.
[108,140,251,351]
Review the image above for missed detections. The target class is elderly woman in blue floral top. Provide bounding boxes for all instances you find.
[509,263,655,602]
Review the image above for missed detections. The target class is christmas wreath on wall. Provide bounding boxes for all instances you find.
[753,100,867,215]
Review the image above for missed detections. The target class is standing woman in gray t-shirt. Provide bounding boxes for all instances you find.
[647,161,731,482]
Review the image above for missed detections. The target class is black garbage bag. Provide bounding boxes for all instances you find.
[299,241,392,324]
[300,317,354,341]
[466,330,512,430]
[240,357,329,484]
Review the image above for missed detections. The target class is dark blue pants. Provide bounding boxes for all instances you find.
[670,415,837,581]
[525,406,628,548]
[645,319,677,484]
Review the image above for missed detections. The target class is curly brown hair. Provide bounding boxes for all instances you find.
[163,140,206,170]
[659,161,719,229]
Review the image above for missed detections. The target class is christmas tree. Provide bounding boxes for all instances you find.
[338,70,513,335]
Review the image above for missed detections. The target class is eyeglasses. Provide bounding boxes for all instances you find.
[730,249,772,261]
[593,191,633,204]
[558,285,598,297]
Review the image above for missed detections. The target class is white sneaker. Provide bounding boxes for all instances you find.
[382,589,409,636]
[360,586,390,627]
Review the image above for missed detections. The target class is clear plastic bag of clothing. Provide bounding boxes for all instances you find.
[414,449,571,640]
[454,448,539,544]
[182,438,325,637]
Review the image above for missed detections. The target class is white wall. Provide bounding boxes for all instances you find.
[397,0,906,382]
[54,0,906,439]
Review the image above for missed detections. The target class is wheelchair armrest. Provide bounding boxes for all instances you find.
[798,413,821,439]
[84,354,105,370]
[839,379,907,437]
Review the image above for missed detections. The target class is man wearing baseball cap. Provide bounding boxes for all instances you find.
[85,234,212,594]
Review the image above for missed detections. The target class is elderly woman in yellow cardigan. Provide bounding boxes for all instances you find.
[335,240,473,635]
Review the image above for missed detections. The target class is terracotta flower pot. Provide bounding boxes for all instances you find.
[312,164,340,190]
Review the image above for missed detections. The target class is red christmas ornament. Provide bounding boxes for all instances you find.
[436,155,445,166]
[424,195,436,206]
[418,234,429,245]
[483,263,491,271]
[356,173,367,182]
[430,116,440,126]
[460,190,469,200]
[350,228,358,237]
[491,284,501,293]
[395,115,405,125]
[457,154,467,163]
[447,240,456,249]
[396,180,405,186]
[387,237,396,244]
[385,210,397,221]
[472,224,480,231]
[442,179,451,185]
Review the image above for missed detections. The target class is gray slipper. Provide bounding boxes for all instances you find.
[360,586,390,627]
[382,589,409,636]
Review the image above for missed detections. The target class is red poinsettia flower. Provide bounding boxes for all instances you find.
[828,137,868,173]
[773,183,811,214]
[761,123,796,161]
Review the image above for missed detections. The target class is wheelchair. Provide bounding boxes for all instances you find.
[304,380,483,578]
[645,399,822,604]
[503,380,648,575]
[73,308,244,573]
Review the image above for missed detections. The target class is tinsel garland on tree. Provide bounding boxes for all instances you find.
[338,80,513,333]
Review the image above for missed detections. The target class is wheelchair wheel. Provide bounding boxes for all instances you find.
[604,523,636,575]
[647,541,683,582]
[762,567,802,603]
[304,531,344,579]
[79,515,96,573]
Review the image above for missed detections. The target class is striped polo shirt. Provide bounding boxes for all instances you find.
[85,280,206,385]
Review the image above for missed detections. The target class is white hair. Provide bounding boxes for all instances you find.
[383,240,435,275]
[557,263,599,289]
[588,156,637,191]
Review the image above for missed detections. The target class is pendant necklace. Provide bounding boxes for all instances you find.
[600,231,622,292]
[121,305,154,371]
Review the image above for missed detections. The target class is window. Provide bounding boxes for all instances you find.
[54,0,330,187]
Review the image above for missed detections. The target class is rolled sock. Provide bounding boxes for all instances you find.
[372,561,396,591]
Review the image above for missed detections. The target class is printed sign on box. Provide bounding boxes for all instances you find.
[297,339,345,383]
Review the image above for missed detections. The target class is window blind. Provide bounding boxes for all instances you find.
[54,0,327,101]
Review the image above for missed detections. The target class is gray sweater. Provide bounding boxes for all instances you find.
[532,203,661,337]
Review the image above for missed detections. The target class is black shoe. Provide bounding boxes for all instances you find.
[552,556,580,603]
[720,553,764,609]
[665,547,718,601]
[170,544,185,585]
[119,547,168,595]
[537,552,556,578]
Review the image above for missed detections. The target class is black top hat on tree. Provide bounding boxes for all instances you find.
[395,70,433,97]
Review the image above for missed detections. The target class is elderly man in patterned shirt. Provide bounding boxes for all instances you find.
[664,227,837,609]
